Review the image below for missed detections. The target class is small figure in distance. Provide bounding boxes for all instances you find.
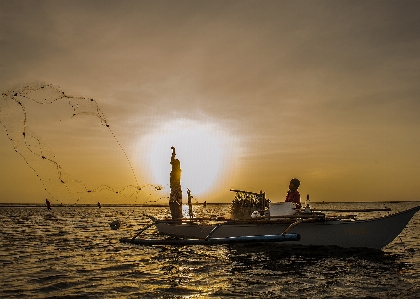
[98,201,101,208]
[187,188,194,218]
[46,198,51,210]
[285,178,301,209]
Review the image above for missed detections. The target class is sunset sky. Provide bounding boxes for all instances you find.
[1,0,420,204]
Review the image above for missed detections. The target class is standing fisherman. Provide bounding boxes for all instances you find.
[187,188,194,218]
[46,198,51,210]
[169,147,183,219]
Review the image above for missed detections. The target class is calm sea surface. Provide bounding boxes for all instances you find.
[1,202,420,298]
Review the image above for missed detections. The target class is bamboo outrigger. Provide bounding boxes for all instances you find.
[120,219,301,246]
[120,233,300,246]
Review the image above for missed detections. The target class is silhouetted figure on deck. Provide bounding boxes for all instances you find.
[285,178,301,209]
[46,199,51,210]
[98,202,101,208]
[187,188,194,218]
[169,147,183,219]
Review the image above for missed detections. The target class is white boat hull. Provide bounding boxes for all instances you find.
[155,206,420,249]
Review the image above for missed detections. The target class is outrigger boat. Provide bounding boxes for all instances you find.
[120,147,419,249]
[150,204,420,249]
[121,197,419,249]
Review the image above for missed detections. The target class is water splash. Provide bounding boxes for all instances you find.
[0,82,162,203]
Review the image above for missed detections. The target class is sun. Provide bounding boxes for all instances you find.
[141,118,238,198]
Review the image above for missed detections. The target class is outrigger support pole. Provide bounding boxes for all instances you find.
[131,223,155,241]
[204,224,223,241]
[282,218,303,235]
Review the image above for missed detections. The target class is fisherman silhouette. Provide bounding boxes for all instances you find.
[169,147,183,219]
[285,178,301,209]
[187,188,194,218]
[46,199,51,210]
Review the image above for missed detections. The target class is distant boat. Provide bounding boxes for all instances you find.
[152,205,420,249]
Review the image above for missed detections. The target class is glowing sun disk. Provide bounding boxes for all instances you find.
[143,119,235,197]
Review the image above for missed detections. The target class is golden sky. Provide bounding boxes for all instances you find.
[1,0,420,204]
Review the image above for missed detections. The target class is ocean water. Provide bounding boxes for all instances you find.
[1,202,419,299]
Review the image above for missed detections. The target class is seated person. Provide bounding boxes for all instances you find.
[285,178,301,209]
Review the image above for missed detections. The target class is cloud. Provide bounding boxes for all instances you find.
[1,0,420,202]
